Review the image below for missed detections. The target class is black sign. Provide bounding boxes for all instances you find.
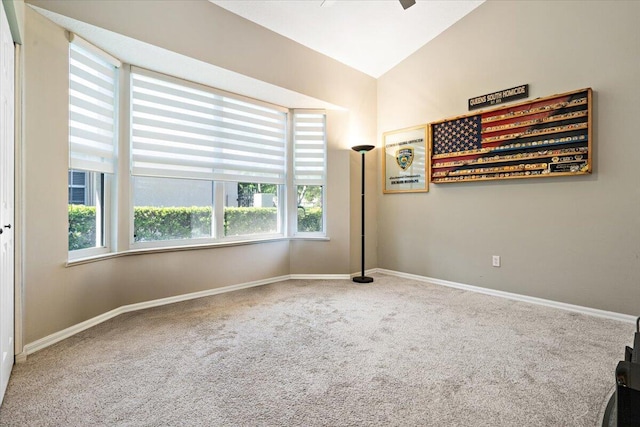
[468,84,529,111]
[549,162,587,173]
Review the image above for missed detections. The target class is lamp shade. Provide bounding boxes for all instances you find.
[351,145,375,153]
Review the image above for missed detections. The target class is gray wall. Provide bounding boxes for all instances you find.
[377,0,640,315]
[22,1,377,345]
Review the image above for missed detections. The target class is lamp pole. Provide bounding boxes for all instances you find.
[351,145,375,283]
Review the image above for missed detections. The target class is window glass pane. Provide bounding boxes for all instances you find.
[71,171,86,186]
[68,170,87,205]
[68,170,104,251]
[224,182,279,237]
[297,185,323,233]
[133,176,213,242]
[70,187,85,204]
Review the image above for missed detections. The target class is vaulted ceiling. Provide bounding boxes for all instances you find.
[211,0,484,78]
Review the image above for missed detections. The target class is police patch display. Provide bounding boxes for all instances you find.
[429,88,592,183]
[383,125,429,193]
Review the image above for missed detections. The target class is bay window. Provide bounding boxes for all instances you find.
[68,38,327,258]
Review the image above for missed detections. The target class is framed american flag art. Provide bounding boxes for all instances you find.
[429,88,592,183]
[383,125,429,194]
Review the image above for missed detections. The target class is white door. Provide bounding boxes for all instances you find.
[0,2,14,406]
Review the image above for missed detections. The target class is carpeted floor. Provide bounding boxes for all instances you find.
[0,274,632,426]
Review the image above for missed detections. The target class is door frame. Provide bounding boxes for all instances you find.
[0,0,16,405]
[0,2,24,364]
[13,40,23,363]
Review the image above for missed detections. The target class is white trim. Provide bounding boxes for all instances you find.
[68,32,121,68]
[130,233,286,252]
[289,236,330,241]
[290,274,350,280]
[14,42,24,362]
[67,236,289,267]
[68,245,111,261]
[21,269,636,360]
[350,268,377,279]
[23,275,291,357]
[376,269,637,324]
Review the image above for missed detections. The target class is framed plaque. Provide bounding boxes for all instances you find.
[383,125,429,194]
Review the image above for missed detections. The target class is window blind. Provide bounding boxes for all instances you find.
[69,38,119,174]
[293,111,327,186]
[130,68,288,184]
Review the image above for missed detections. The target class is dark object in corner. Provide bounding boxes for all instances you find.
[603,317,640,426]
[399,0,416,10]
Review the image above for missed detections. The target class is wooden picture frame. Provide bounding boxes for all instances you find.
[429,88,592,183]
[383,125,429,194]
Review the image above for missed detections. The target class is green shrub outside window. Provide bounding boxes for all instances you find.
[296,185,323,233]
[68,205,98,251]
[69,205,315,248]
[297,207,322,232]
[133,206,212,242]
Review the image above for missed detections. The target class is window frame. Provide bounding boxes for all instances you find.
[291,110,327,237]
[129,179,286,250]
[68,171,113,260]
[129,175,215,247]
[293,184,326,238]
[68,35,120,260]
[221,182,284,240]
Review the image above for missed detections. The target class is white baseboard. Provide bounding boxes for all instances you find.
[376,268,637,324]
[350,268,377,278]
[290,274,350,280]
[23,274,292,357]
[21,274,354,358]
[290,270,376,280]
[21,269,636,360]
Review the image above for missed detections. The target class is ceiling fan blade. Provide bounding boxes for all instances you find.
[399,0,416,10]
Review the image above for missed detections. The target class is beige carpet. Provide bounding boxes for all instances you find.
[0,274,632,426]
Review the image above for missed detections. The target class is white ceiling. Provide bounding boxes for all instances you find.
[210,0,484,78]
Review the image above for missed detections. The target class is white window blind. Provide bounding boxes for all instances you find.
[69,37,119,174]
[293,111,327,186]
[130,68,287,184]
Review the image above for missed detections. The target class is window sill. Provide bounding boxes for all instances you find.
[290,236,330,241]
[66,235,329,267]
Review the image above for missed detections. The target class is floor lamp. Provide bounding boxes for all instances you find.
[351,144,375,283]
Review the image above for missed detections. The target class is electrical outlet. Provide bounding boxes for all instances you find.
[492,255,501,267]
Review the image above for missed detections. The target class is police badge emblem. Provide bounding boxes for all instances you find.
[396,147,414,171]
